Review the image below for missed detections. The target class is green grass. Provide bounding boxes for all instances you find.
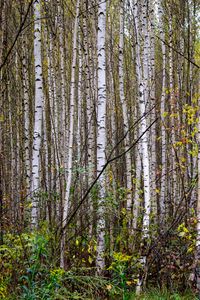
[128,288,198,300]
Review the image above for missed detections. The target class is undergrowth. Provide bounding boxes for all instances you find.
[0,229,198,299]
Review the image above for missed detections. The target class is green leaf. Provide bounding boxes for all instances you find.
[88,256,93,264]
[0,115,4,122]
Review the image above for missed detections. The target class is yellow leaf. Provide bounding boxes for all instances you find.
[183,227,189,233]
[155,188,160,194]
[187,246,194,253]
[106,284,112,291]
[162,111,168,118]
[88,256,93,264]
[121,208,126,215]
[180,157,186,163]
[179,231,185,238]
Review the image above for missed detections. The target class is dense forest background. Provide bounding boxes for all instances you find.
[0,0,200,299]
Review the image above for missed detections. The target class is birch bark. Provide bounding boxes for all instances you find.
[60,0,80,268]
[119,0,132,215]
[31,0,44,228]
[22,37,31,195]
[57,1,66,222]
[158,1,167,221]
[194,80,200,295]
[96,0,107,273]
[82,6,96,234]
[133,0,151,293]
[149,1,157,217]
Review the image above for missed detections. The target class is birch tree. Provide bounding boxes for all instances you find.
[119,0,132,217]
[158,0,167,222]
[133,0,151,293]
[149,0,157,217]
[0,0,200,294]
[82,3,96,234]
[22,36,31,196]
[96,0,107,273]
[60,0,80,268]
[193,80,200,296]
[31,0,44,228]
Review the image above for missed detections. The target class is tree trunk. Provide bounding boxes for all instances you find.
[31,0,44,228]
[60,0,80,268]
[96,0,107,273]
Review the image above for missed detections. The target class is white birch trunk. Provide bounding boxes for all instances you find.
[57,1,66,221]
[96,0,107,273]
[149,1,157,217]
[82,7,96,235]
[77,30,82,164]
[132,147,142,232]
[22,37,31,195]
[169,15,177,212]
[60,0,80,268]
[134,0,151,293]
[158,1,167,220]
[194,79,200,294]
[8,92,14,220]
[31,0,44,228]
[47,31,58,194]
[119,0,132,215]
[107,16,117,249]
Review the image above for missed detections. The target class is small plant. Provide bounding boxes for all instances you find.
[49,268,65,289]
[108,252,132,300]
[20,232,50,299]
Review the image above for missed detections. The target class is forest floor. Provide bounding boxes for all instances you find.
[127,289,198,299]
[1,231,198,299]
